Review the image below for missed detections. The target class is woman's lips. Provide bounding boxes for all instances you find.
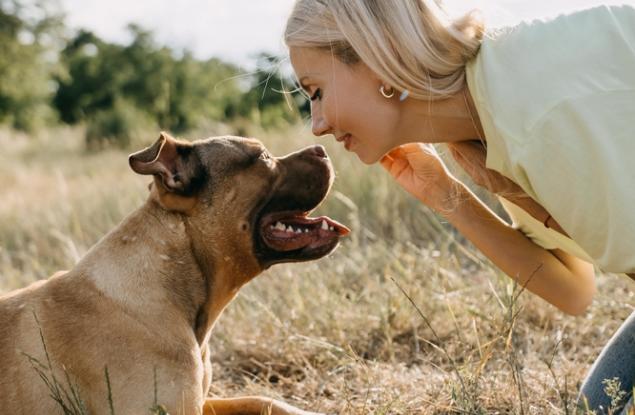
[337,134,353,150]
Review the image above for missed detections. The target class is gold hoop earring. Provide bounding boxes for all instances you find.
[379,85,395,99]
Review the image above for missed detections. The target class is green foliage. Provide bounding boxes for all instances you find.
[85,98,154,149]
[1,3,306,141]
[52,26,303,146]
[0,0,63,131]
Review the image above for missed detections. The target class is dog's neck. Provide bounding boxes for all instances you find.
[74,201,250,345]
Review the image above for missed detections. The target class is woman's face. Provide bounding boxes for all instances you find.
[289,47,401,164]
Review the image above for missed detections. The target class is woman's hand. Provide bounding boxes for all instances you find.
[380,143,457,211]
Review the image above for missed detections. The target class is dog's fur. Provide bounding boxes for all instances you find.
[0,133,344,414]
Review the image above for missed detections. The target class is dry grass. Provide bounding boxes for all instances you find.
[0,125,633,414]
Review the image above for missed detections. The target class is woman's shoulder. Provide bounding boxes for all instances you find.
[477,4,635,70]
[484,4,635,46]
[467,3,635,140]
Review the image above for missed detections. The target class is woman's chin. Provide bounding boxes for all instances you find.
[354,150,382,165]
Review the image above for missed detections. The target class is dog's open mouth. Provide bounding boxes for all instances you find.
[259,211,350,252]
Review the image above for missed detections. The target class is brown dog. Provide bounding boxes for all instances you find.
[0,133,349,414]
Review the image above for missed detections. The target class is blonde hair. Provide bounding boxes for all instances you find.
[284,0,484,100]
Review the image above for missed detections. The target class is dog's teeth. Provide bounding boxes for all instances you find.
[329,226,334,231]
[321,220,328,230]
[294,228,302,234]
[275,222,285,231]
[304,228,309,233]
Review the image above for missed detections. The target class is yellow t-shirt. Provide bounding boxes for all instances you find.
[498,197,595,264]
[466,5,635,273]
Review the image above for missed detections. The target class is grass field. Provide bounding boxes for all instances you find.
[0,125,632,414]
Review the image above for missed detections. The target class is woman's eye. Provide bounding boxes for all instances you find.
[310,88,322,101]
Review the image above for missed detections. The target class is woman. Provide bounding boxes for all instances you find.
[284,0,635,413]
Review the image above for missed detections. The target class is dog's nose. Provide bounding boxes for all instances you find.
[308,145,328,158]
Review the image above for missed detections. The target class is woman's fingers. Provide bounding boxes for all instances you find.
[384,146,406,160]
[391,157,411,178]
[399,142,426,153]
[384,143,430,162]
[381,154,408,177]
[381,148,407,172]
[380,155,393,171]
[387,143,439,166]
[380,143,457,209]
[381,143,443,178]
[395,144,443,174]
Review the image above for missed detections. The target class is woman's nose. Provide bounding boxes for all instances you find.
[311,106,330,137]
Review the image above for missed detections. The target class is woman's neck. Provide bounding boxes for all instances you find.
[395,87,486,145]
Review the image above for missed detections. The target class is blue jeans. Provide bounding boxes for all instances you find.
[578,310,635,414]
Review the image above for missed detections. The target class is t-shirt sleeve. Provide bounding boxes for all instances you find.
[519,91,635,273]
[498,197,595,264]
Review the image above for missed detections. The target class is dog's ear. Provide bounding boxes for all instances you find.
[129,132,196,192]
[129,132,205,212]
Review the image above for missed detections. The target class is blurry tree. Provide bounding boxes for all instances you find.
[53,25,248,145]
[0,0,63,131]
[0,4,307,142]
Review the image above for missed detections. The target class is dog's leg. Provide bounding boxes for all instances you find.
[203,397,324,415]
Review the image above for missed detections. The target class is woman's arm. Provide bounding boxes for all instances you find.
[443,182,595,315]
[381,144,595,315]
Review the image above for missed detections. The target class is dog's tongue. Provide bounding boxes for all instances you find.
[261,214,350,252]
